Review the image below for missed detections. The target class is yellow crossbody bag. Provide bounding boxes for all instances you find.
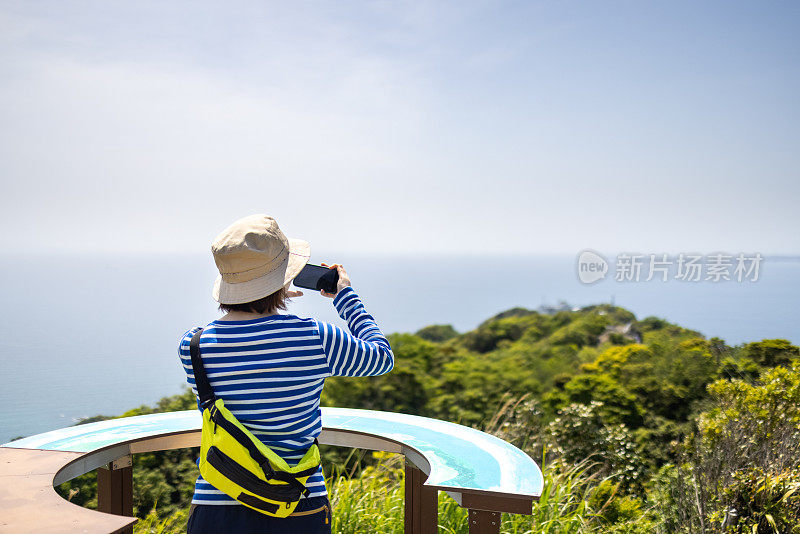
[190,328,321,517]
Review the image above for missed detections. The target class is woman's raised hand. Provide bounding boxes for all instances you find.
[320,263,351,298]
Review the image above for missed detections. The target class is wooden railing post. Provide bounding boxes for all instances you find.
[97,455,133,534]
[404,460,437,534]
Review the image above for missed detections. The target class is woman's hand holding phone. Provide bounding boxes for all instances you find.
[320,263,351,298]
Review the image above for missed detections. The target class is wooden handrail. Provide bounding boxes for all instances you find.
[1,408,542,533]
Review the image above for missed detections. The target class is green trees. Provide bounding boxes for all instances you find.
[743,339,800,368]
[655,362,800,533]
[322,333,438,416]
[415,324,458,343]
[53,303,800,532]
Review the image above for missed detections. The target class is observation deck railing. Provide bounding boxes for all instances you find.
[0,407,543,534]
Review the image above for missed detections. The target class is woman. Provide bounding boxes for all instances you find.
[179,214,395,533]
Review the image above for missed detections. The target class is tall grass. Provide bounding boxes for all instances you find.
[135,506,190,533]
[327,452,404,533]
[133,453,621,534]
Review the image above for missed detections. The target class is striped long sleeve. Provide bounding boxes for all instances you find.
[314,287,394,377]
[177,286,393,506]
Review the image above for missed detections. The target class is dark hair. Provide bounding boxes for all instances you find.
[218,286,289,315]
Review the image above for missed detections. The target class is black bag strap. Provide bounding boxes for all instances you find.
[189,328,216,408]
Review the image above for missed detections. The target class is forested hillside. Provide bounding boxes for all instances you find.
[58,304,800,533]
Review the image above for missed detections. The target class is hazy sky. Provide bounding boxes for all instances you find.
[1,1,798,256]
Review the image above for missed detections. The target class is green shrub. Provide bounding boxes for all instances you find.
[714,467,800,533]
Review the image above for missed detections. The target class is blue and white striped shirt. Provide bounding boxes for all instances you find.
[178,287,394,505]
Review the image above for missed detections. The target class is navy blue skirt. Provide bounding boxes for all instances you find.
[187,496,331,534]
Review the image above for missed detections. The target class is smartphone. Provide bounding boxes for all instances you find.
[293,264,339,294]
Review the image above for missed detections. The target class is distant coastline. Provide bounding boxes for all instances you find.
[1,252,798,443]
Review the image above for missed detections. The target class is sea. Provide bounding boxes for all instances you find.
[1,252,798,444]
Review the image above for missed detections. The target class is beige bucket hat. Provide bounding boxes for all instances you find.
[211,214,310,304]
